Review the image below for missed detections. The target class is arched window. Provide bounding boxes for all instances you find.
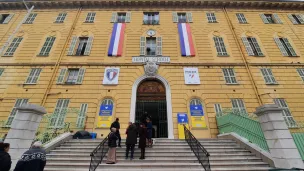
[190,98,202,106]
[102,98,114,105]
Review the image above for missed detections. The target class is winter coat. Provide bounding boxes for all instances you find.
[126,124,138,145]
[138,127,147,148]
[111,121,121,133]
[14,147,46,171]
[108,132,118,148]
[0,149,11,171]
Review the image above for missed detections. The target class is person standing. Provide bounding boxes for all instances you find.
[14,141,46,171]
[106,127,118,164]
[125,123,138,160]
[146,118,153,147]
[0,142,11,171]
[138,123,147,160]
[111,118,121,147]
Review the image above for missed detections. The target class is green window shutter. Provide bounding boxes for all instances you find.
[214,104,222,117]
[4,37,23,56]
[76,103,88,128]
[111,12,117,23]
[140,36,146,56]
[156,37,162,56]
[25,68,41,84]
[241,37,254,56]
[126,12,131,23]
[67,36,78,55]
[260,14,269,24]
[0,68,4,77]
[3,14,14,24]
[186,12,193,23]
[76,68,86,84]
[39,37,56,56]
[7,99,28,126]
[295,14,304,24]
[51,99,70,127]
[250,38,263,56]
[57,68,67,84]
[274,37,289,56]
[273,14,282,24]
[288,14,298,24]
[172,12,178,23]
[236,13,247,24]
[32,68,42,84]
[84,36,93,56]
[283,38,297,56]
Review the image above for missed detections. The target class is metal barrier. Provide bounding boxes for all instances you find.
[89,136,109,171]
[184,125,211,171]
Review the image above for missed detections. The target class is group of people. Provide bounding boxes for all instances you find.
[106,117,153,164]
[0,141,46,171]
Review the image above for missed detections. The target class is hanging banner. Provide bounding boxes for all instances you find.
[96,104,113,128]
[103,67,120,85]
[184,67,201,85]
[177,113,189,139]
[190,104,207,129]
[108,23,126,57]
[178,23,195,57]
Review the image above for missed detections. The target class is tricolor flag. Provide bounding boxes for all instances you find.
[108,23,126,57]
[178,23,195,57]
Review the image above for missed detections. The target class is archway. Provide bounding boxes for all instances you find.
[135,80,167,138]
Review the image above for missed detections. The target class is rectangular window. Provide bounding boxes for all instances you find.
[85,12,96,23]
[76,103,88,128]
[222,68,237,84]
[274,99,297,128]
[206,13,217,23]
[260,14,282,24]
[231,99,247,115]
[143,12,159,25]
[117,13,126,23]
[213,37,228,56]
[214,103,223,117]
[261,68,277,84]
[242,37,264,57]
[146,37,156,56]
[76,37,89,56]
[39,37,56,56]
[111,12,131,23]
[177,13,187,23]
[55,13,67,23]
[67,36,93,56]
[288,14,304,25]
[66,69,79,84]
[236,13,247,24]
[6,99,28,126]
[297,68,304,81]
[264,14,275,23]
[0,68,4,77]
[50,99,70,128]
[24,13,37,24]
[3,37,23,56]
[0,14,14,24]
[57,68,86,85]
[277,38,297,57]
[25,68,42,84]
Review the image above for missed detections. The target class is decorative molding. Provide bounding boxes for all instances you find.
[144,61,159,76]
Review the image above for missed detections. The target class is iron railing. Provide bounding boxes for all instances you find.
[184,125,211,171]
[89,135,109,171]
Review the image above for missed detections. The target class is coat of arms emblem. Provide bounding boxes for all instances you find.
[144,61,159,76]
[106,68,118,81]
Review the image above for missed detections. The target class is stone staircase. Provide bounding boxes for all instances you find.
[44,138,272,171]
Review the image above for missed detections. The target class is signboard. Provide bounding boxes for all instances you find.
[132,56,170,63]
[190,104,207,129]
[190,104,204,116]
[97,104,113,128]
[103,67,120,85]
[177,113,189,139]
[183,67,201,85]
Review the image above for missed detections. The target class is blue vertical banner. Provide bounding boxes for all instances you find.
[177,113,189,139]
[97,105,113,128]
[190,104,207,128]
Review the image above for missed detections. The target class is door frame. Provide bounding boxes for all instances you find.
[130,75,174,139]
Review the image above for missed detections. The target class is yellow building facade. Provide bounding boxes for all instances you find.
[0,0,304,139]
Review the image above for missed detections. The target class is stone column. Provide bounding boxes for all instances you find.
[255,104,304,169]
[4,104,47,169]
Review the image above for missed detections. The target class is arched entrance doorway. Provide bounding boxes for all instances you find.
[135,80,168,138]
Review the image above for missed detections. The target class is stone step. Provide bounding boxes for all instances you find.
[68,139,235,143]
[60,144,240,148]
[45,168,272,171]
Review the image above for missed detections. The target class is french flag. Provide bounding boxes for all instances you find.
[178,23,195,57]
[108,23,126,57]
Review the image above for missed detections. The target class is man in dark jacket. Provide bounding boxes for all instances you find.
[125,123,138,160]
[14,141,46,171]
[110,118,121,147]
[0,142,11,171]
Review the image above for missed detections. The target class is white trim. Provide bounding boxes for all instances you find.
[130,74,174,139]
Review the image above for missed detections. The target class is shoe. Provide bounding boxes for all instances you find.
[139,157,143,160]
[130,157,133,160]
[118,145,122,148]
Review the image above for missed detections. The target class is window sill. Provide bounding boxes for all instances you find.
[57,83,82,85]
[239,23,248,24]
[208,21,218,23]
[69,55,88,57]
[83,22,94,24]
[37,55,49,57]
[1,55,13,57]
[23,23,33,24]
[225,83,239,85]
[287,56,300,57]
[265,83,279,85]
[23,83,37,85]
[217,55,230,57]
[54,22,64,23]
[251,55,265,57]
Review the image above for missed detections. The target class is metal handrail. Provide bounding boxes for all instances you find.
[184,125,211,171]
[89,135,109,171]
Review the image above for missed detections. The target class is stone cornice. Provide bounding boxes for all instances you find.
[0,0,304,10]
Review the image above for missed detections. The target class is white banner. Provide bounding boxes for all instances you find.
[132,56,170,63]
[103,67,120,85]
[184,67,201,85]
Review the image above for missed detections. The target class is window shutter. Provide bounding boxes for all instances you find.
[57,68,67,84]
[25,69,35,84]
[274,37,288,56]
[288,14,298,24]
[241,37,254,56]
[0,68,4,77]
[260,14,269,24]
[76,103,88,128]
[67,36,78,55]
[273,14,282,24]
[56,99,70,127]
[222,68,231,84]
[251,38,264,56]
[140,36,146,56]
[156,37,162,56]
[111,12,117,23]
[32,68,42,84]
[268,68,277,84]
[283,38,297,56]
[295,14,304,24]
[186,12,193,23]
[3,14,14,24]
[84,36,93,56]
[76,68,86,84]
[126,12,131,23]
[214,104,222,117]
[172,12,178,23]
